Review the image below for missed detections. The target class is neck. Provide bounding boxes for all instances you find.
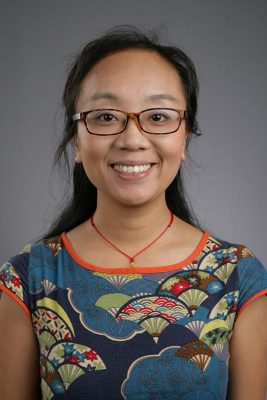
[92,196,173,246]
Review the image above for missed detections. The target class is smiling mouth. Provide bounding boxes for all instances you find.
[111,164,153,174]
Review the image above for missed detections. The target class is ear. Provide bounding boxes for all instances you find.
[181,136,187,161]
[72,136,82,163]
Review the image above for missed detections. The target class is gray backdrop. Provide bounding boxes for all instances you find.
[1,0,267,266]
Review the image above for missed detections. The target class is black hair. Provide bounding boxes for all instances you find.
[44,25,201,239]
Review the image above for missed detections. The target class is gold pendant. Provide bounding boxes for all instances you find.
[130,259,136,267]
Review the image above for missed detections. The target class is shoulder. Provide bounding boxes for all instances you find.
[206,234,267,278]
[206,234,267,315]
[1,235,64,272]
[206,234,265,263]
[0,236,65,314]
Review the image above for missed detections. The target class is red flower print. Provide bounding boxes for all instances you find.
[64,332,72,341]
[0,273,7,282]
[171,280,191,295]
[11,276,21,287]
[67,355,80,364]
[230,304,237,312]
[85,350,98,361]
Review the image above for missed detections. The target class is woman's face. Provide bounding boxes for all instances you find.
[75,49,188,208]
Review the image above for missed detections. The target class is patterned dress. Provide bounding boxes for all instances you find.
[0,232,267,400]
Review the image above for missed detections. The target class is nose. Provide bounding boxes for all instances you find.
[114,114,150,150]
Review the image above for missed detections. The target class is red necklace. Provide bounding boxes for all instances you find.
[90,210,174,267]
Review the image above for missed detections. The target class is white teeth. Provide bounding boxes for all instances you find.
[113,164,152,174]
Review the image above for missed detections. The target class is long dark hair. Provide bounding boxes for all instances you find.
[44,25,201,239]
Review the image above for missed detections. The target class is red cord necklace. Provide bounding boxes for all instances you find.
[90,210,174,267]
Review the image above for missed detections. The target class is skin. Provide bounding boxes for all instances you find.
[228,296,267,399]
[70,49,203,267]
[0,293,41,400]
[0,49,266,398]
[74,49,188,210]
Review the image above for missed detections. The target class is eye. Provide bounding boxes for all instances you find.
[151,113,166,122]
[88,110,121,125]
[97,112,117,122]
[147,111,171,123]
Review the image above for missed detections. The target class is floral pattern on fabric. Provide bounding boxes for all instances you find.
[0,234,267,399]
[0,261,23,301]
[32,297,106,398]
[113,243,237,347]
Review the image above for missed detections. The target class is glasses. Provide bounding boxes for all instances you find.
[72,108,186,136]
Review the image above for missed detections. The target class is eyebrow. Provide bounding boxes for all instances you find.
[89,92,179,102]
[89,92,119,101]
[145,93,179,102]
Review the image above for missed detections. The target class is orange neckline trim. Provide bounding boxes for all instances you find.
[60,230,210,274]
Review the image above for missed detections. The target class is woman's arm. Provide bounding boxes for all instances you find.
[228,296,267,400]
[0,292,41,400]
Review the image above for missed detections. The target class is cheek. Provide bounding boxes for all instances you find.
[158,138,186,182]
[78,135,104,163]
[160,136,186,163]
[78,137,109,183]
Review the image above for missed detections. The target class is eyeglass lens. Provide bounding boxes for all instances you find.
[85,109,181,135]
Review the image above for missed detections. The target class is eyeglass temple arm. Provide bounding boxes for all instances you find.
[72,112,83,122]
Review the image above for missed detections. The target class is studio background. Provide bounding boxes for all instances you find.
[1,0,266,266]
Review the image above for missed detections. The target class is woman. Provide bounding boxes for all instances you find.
[0,26,267,400]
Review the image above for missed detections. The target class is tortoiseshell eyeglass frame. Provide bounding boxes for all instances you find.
[71,108,187,136]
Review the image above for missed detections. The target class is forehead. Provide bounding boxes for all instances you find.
[77,49,186,109]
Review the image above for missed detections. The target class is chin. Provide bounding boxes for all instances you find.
[117,197,150,207]
[112,190,162,208]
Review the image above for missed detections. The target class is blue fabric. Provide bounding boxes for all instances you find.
[0,235,267,400]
